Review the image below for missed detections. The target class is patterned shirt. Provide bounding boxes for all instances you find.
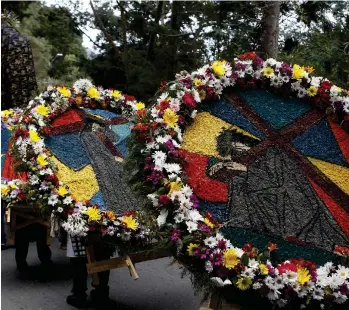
[1,21,37,109]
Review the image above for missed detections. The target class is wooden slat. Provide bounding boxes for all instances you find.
[125,255,139,280]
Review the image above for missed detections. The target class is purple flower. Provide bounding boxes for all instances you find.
[217,239,227,250]
[198,222,212,234]
[147,169,164,185]
[194,247,210,260]
[170,228,181,242]
[190,194,199,208]
[210,252,223,267]
[165,139,175,151]
[333,101,344,111]
[340,283,349,295]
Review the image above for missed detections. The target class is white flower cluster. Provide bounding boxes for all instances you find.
[62,212,89,237]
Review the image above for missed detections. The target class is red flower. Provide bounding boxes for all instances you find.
[334,245,349,257]
[42,127,51,136]
[320,80,332,90]
[124,95,136,102]
[268,242,278,252]
[182,93,196,108]
[136,109,147,118]
[159,194,170,205]
[239,51,257,61]
[277,261,297,274]
[160,80,167,92]
[18,193,26,200]
[159,100,170,110]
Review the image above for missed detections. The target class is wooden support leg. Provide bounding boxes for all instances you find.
[86,245,100,286]
[200,290,221,310]
[125,255,139,280]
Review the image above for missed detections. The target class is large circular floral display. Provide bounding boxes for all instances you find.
[126,52,349,308]
[1,79,152,246]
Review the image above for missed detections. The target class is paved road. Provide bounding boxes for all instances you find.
[1,240,203,310]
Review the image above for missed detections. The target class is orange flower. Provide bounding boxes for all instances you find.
[106,211,116,221]
[75,96,82,105]
[268,242,278,252]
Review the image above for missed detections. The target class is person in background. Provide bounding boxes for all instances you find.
[1,16,52,280]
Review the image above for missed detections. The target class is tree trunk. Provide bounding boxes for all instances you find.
[167,0,181,80]
[260,1,280,59]
[146,1,164,61]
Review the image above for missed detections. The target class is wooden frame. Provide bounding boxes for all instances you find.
[6,206,52,246]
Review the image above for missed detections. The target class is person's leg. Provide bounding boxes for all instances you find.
[15,226,30,273]
[35,224,52,265]
[66,257,88,309]
[90,241,115,309]
[59,226,67,249]
[1,205,7,249]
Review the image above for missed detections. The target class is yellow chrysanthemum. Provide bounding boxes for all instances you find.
[1,110,14,117]
[135,102,145,110]
[223,249,240,269]
[307,86,318,97]
[193,78,203,86]
[86,207,102,222]
[163,109,178,128]
[111,90,122,98]
[187,243,199,256]
[35,105,50,117]
[37,154,48,166]
[198,90,206,100]
[212,60,226,77]
[121,215,138,230]
[297,267,311,285]
[9,183,17,189]
[262,67,274,78]
[236,277,252,290]
[29,130,40,143]
[57,186,68,196]
[292,64,306,80]
[87,87,100,99]
[106,210,116,221]
[302,66,315,74]
[204,218,214,229]
[57,86,71,97]
[1,185,10,196]
[259,264,269,275]
[168,180,183,196]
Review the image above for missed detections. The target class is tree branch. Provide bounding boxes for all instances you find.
[89,0,122,59]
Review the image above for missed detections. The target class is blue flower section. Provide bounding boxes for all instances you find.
[90,191,105,210]
[200,97,264,139]
[45,133,90,171]
[111,122,133,144]
[236,90,311,129]
[111,122,133,157]
[1,124,10,155]
[292,119,348,167]
[82,108,120,119]
[198,199,227,222]
[115,139,128,158]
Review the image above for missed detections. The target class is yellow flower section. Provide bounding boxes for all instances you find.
[263,67,274,78]
[121,215,138,230]
[86,207,102,222]
[236,277,252,290]
[204,217,214,229]
[1,184,10,196]
[259,264,269,275]
[163,109,178,128]
[50,156,99,202]
[297,267,311,285]
[87,87,100,99]
[168,180,183,196]
[308,157,349,195]
[37,154,48,166]
[57,86,71,97]
[57,186,68,196]
[29,130,40,143]
[135,102,145,110]
[182,112,259,158]
[292,64,306,80]
[35,105,50,117]
[187,243,199,256]
[223,248,240,269]
[211,60,226,77]
[111,90,121,98]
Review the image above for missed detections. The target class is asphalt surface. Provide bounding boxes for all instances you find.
[1,240,203,310]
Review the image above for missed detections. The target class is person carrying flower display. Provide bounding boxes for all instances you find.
[1,17,53,280]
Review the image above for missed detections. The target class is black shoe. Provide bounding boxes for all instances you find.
[66,294,88,309]
[90,289,115,310]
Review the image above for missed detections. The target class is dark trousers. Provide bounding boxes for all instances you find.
[71,241,112,297]
[15,223,52,271]
[1,207,6,245]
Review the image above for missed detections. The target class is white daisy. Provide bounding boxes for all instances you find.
[312,287,324,300]
[204,236,218,248]
[63,196,73,205]
[48,194,58,206]
[333,292,348,304]
[186,221,198,233]
[57,207,64,213]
